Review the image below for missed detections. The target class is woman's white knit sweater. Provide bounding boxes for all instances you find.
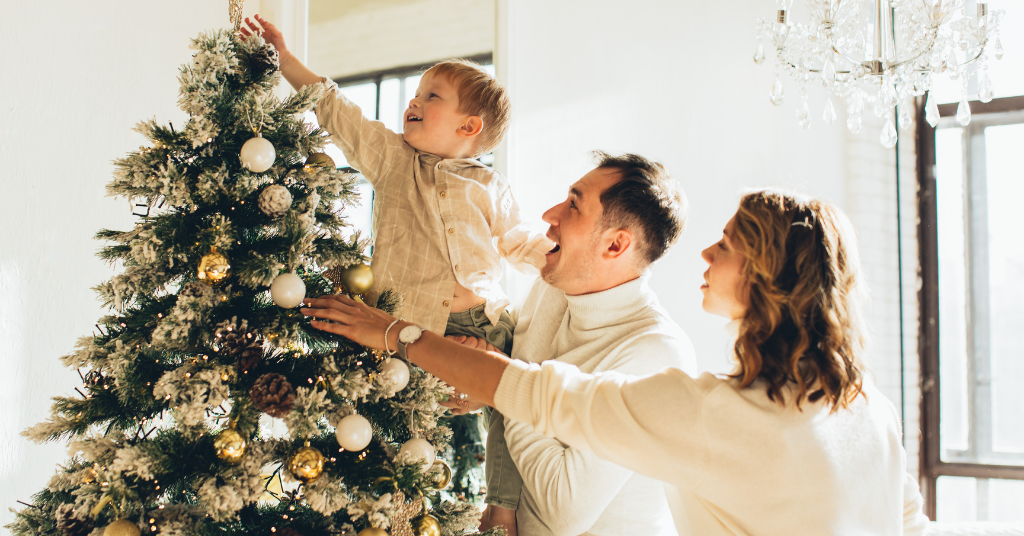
[495,322,931,536]
[505,277,696,536]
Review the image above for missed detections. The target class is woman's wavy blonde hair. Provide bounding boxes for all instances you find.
[730,189,866,410]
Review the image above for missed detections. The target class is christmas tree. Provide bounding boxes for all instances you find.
[7,27,488,536]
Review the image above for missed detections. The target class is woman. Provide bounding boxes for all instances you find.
[302,190,929,535]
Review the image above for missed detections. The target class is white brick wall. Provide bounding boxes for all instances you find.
[307,0,494,79]
[844,111,922,479]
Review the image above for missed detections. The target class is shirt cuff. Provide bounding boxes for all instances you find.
[494,359,541,424]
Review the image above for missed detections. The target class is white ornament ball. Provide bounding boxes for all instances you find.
[270,272,306,308]
[335,414,373,451]
[381,358,410,391]
[258,184,292,218]
[240,136,276,173]
[398,437,436,469]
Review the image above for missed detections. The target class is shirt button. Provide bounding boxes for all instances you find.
[439,191,447,198]
[448,228,454,234]
[436,163,443,170]
[455,264,460,271]
[443,300,450,308]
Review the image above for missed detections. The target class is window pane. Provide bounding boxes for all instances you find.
[335,180,374,250]
[985,123,1024,455]
[989,478,1024,522]
[937,476,977,522]
[379,78,402,132]
[339,82,379,120]
[936,127,970,455]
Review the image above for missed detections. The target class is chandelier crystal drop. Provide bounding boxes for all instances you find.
[757,0,1005,145]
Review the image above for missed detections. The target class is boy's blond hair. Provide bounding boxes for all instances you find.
[424,59,511,157]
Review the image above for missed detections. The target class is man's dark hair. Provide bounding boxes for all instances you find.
[593,151,688,268]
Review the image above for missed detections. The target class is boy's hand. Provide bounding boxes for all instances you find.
[239,15,289,55]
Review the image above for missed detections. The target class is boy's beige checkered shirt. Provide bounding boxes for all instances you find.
[315,80,552,335]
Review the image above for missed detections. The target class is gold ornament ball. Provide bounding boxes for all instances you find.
[426,459,452,490]
[213,427,247,465]
[304,152,336,171]
[410,513,442,536]
[288,443,325,483]
[198,249,232,286]
[357,528,389,536]
[340,264,374,295]
[103,520,141,536]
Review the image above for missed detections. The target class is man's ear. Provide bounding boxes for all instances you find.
[457,116,484,138]
[603,229,632,261]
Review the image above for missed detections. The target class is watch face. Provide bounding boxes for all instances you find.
[399,325,423,344]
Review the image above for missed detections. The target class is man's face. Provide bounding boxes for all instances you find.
[540,167,622,294]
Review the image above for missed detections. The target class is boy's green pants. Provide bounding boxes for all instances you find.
[445,304,522,509]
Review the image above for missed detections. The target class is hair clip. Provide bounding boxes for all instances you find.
[791,219,812,229]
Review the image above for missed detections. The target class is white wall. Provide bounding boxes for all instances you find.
[500,0,849,375]
[307,0,494,79]
[0,1,227,529]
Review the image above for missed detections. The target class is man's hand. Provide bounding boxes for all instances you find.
[239,15,289,56]
[479,504,518,536]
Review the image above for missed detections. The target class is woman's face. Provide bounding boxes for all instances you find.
[700,215,749,320]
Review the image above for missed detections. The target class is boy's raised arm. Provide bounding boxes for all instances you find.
[240,15,321,91]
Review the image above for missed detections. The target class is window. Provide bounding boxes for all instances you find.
[917,95,1024,521]
[310,54,495,246]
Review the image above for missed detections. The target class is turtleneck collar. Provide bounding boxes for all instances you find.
[565,275,654,331]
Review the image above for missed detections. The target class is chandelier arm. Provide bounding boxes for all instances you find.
[822,29,876,72]
[885,28,941,71]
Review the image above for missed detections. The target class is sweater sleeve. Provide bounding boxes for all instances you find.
[504,422,637,536]
[901,472,930,535]
[313,78,410,186]
[491,184,554,274]
[495,359,711,490]
[502,335,688,535]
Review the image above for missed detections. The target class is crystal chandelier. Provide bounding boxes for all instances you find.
[756,0,1005,147]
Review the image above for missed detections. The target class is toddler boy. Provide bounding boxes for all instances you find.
[242,15,550,536]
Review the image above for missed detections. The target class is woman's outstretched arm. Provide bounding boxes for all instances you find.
[301,295,508,405]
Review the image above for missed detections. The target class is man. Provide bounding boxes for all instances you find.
[471,152,696,535]
[305,152,695,536]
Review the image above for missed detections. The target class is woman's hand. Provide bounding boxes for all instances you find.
[239,15,289,55]
[301,295,400,351]
[437,335,498,414]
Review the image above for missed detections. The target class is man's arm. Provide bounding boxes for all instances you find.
[504,336,688,535]
[504,420,636,535]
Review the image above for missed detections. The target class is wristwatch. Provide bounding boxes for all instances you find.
[396,324,424,360]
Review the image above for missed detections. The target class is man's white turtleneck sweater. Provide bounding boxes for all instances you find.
[506,276,696,536]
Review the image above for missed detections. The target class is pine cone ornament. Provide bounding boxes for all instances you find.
[55,504,93,536]
[179,281,212,298]
[248,43,280,79]
[250,373,295,417]
[218,326,263,372]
